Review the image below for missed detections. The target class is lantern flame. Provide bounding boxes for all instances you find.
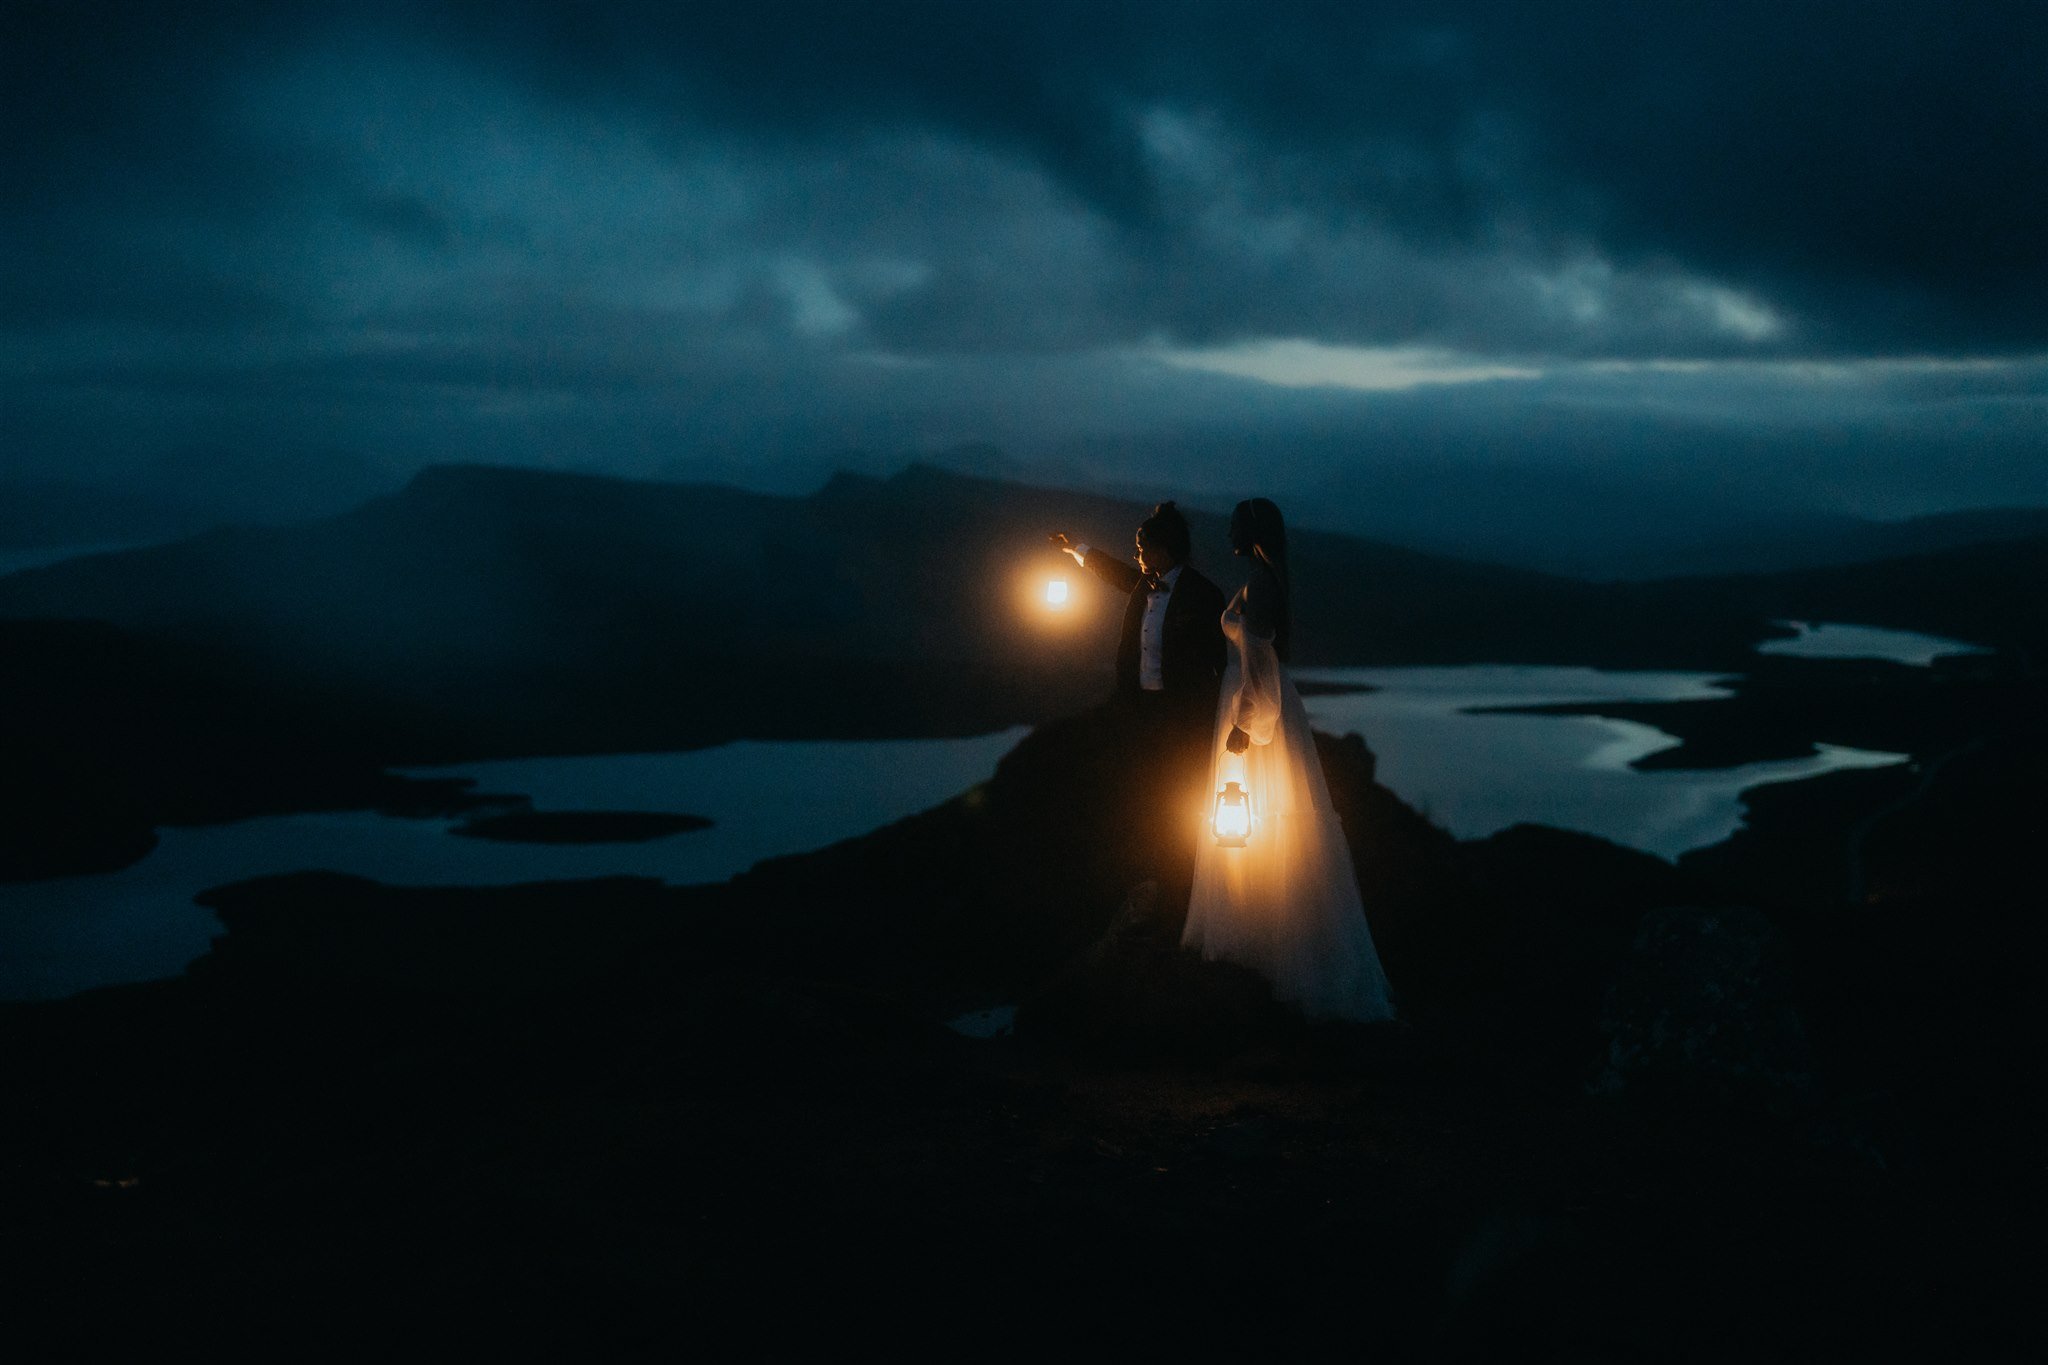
[1213,780,1251,846]
[1045,578,1071,607]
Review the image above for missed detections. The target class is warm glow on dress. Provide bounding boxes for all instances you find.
[1184,574,1395,1021]
[1045,577,1070,607]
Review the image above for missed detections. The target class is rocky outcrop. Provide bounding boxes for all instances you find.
[4,696,2040,1358]
[1592,905,1815,1108]
[1014,880,1309,1062]
[448,809,712,843]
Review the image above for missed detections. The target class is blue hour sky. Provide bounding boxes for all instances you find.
[4,1,2044,542]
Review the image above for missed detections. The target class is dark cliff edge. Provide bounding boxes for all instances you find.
[2,700,2039,1356]
[3,463,2040,1351]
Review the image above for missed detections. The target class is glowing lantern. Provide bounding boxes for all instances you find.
[1213,780,1250,846]
[1045,577,1071,608]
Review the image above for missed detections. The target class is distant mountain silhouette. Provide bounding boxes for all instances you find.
[3,462,2033,751]
[1647,532,2048,664]
[0,464,1097,732]
[1281,456,2048,579]
[1846,506,2048,557]
[2,460,2036,882]
[1648,505,2048,581]
[0,460,1769,683]
[1463,499,2048,581]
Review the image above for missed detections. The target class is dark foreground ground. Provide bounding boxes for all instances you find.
[4,670,2044,1357]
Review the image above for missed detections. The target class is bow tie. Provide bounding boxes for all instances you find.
[1143,574,1169,594]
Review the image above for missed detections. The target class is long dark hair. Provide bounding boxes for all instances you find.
[1232,497,1291,660]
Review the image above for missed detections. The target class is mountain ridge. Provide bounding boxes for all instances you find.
[11,459,2039,680]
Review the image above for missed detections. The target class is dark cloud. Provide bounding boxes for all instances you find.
[12,2,2046,346]
[404,0,2048,351]
[2,1,2043,536]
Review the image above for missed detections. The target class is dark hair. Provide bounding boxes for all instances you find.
[1232,498,1291,660]
[1139,500,1191,562]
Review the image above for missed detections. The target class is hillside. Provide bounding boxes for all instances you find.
[1644,533,2048,664]
[1594,504,2048,580]
[3,461,2036,884]
[0,461,1774,685]
[3,699,2039,1355]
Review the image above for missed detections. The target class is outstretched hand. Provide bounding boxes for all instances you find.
[1047,531,1084,564]
[1226,726,1251,754]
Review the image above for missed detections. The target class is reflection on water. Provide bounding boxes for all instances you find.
[1298,665,1908,859]
[394,733,1033,886]
[1758,620,1988,666]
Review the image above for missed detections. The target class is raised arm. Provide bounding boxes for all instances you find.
[1048,532,1142,594]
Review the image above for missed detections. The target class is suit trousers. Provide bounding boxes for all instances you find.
[1114,686,1217,920]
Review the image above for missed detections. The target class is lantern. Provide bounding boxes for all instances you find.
[1045,577,1071,608]
[1213,780,1250,846]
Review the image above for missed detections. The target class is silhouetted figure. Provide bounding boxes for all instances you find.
[1050,501,1226,914]
[1183,498,1393,1020]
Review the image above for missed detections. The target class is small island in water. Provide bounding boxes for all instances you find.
[447,808,713,844]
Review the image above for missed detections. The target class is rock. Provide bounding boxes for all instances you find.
[1014,880,1304,1062]
[1446,825,1706,1065]
[1318,729,1378,785]
[1592,906,1816,1108]
[1436,1211,1587,1358]
[1099,878,1173,942]
[1199,1114,1282,1163]
[448,809,712,844]
[190,870,688,1001]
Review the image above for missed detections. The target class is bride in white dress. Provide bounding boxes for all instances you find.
[1182,499,1396,1022]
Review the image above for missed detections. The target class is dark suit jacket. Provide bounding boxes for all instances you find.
[1081,552,1227,711]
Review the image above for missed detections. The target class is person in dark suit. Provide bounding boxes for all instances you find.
[1049,501,1227,914]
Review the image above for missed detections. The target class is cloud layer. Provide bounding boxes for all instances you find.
[4,1,2044,531]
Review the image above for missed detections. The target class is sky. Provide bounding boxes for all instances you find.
[3,1,2044,547]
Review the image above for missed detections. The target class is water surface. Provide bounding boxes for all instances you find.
[1299,665,1906,858]
[0,730,1028,1000]
[1757,620,1988,666]
[6,647,1928,1001]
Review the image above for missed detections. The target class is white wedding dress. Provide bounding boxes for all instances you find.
[1182,581,1395,1022]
